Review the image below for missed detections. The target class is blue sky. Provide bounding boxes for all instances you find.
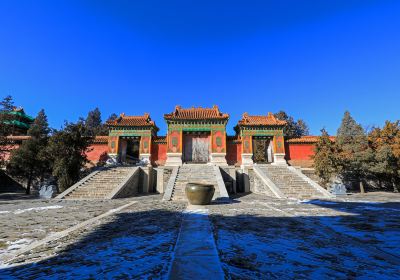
[0,0,399,135]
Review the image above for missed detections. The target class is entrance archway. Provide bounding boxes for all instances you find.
[119,136,140,164]
[183,132,211,163]
[252,136,273,163]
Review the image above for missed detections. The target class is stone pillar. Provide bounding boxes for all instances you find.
[241,168,251,193]
[241,135,254,168]
[155,168,164,193]
[141,167,150,193]
[165,129,183,166]
[210,129,227,166]
[272,135,287,166]
[229,167,237,194]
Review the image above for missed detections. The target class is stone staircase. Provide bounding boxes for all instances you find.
[257,165,328,199]
[170,164,220,201]
[58,167,138,200]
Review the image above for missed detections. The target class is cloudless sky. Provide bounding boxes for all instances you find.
[0,0,399,135]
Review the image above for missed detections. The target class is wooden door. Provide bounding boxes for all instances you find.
[253,138,271,163]
[184,135,210,163]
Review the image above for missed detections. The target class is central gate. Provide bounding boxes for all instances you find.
[183,133,210,163]
[253,137,273,163]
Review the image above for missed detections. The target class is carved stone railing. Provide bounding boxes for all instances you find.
[108,167,140,199]
[162,166,179,201]
[253,165,285,199]
[287,166,333,198]
[213,166,230,200]
[55,170,100,199]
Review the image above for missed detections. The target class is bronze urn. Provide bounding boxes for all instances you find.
[185,183,215,205]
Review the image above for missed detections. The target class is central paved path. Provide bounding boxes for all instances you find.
[168,205,224,280]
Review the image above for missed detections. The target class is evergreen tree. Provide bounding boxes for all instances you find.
[296,119,310,137]
[0,95,14,112]
[7,109,51,194]
[313,129,339,186]
[0,95,15,166]
[85,108,108,136]
[106,113,118,123]
[274,111,310,138]
[336,111,370,192]
[368,121,400,192]
[47,122,92,192]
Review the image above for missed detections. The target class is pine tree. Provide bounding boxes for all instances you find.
[85,108,108,136]
[274,111,310,138]
[313,129,339,186]
[7,109,51,194]
[47,122,92,192]
[85,108,102,136]
[0,95,15,166]
[106,113,118,123]
[336,111,370,192]
[0,95,14,112]
[369,121,400,192]
[296,119,310,137]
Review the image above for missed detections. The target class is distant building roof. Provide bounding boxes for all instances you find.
[93,136,109,144]
[106,113,158,130]
[164,105,229,121]
[286,135,336,144]
[6,135,31,142]
[7,107,35,122]
[237,112,287,127]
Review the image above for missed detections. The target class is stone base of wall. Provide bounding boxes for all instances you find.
[241,153,254,168]
[272,153,287,166]
[210,153,228,166]
[165,153,182,166]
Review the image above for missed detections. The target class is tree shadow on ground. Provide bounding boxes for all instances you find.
[0,199,399,279]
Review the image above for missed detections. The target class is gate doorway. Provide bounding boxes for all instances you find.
[183,132,210,163]
[120,136,140,164]
[252,137,273,163]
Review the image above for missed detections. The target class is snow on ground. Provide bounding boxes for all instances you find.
[0,197,186,279]
[209,194,400,279]
[0,194,399,279]
[0,205,64,215]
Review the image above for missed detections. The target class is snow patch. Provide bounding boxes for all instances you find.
[2,205,63,215]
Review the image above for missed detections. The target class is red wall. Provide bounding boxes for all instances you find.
[86,144,109,163]
[226,141,242,166]
[285,143,315,161]
[151,142,167,166]
[1,144,20,162]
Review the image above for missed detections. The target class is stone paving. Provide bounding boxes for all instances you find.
[0,195,186,279]
[0,192,399,279]
[0,196,129,262]
[209,192,400,279]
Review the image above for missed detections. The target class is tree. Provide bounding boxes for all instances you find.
[336,111,370,193]
[0,95,15,112]
[85,107,109,136]
[0,95,15,166]
[274,111,310,138]
[47,122,92,192]
[368,121,400,192]
[313,129,339,186]
[106,113,118,123]
[7,110,51,194]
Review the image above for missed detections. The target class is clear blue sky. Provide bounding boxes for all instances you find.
[0,0,399,135]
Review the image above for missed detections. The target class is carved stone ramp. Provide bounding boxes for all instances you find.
[56,166,139,200]
[167,206,224,280]
[165,164,229,202]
